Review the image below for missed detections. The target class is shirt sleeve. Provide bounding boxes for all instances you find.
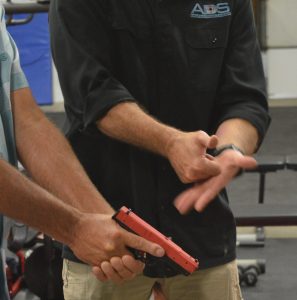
[49,0,136,129]
[213,0,270,143]
[9,34,29,92]
[1,6,28,92]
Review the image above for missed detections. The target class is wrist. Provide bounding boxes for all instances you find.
[67,209,85,249]
[213,144,245,157]
[163,130,184,158]
[213,144,245,177]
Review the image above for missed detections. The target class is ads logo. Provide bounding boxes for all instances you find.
[191,3,231,19]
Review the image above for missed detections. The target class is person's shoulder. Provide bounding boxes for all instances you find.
[53,0,105,13]
[0,5,6,35]
[232,0,249,4]
[54,0,104,7]
[232,0,251,9]
[0,5,4,21]
[228,0,252,17]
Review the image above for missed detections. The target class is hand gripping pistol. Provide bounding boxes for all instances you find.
[113,206,199,276]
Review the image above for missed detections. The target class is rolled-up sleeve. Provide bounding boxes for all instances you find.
[9,35,28,92]
[49,0,136,129]
[213,0,270,143]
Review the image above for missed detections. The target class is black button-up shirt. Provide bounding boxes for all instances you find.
[50,0,270,276]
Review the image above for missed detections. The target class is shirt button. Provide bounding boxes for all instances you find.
[211,37,218,44]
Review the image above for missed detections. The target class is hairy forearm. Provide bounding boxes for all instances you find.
[0,159,80,246]
[12,89,113,214]
[97,102,180,157]
[215,118,259,155]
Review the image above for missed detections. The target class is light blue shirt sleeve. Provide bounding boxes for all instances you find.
[0,5,28,92]
[8,34,29,92]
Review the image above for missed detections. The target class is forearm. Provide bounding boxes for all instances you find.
[12,89,113,214]
[0,159,80,246]
[97,102,221,183]
[215,118,259,155]
[97,102,180,157]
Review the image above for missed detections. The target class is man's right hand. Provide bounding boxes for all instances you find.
[166,131,221,183]
[69,213,164,283]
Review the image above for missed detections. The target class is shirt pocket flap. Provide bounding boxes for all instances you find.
[111,18,152,40]
[185,28,228,49]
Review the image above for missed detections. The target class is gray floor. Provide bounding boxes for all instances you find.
[238,239,297,300]
[14,290,39,300]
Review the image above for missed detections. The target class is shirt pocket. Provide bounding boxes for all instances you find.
[184,27,228,91]
[109,15,154,96]
[111,15,153,41]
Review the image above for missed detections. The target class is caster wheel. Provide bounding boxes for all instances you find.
[244,268,258,286]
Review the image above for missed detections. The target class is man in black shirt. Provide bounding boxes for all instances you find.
[50,0,270,299]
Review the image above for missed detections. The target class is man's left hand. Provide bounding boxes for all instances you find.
[174,150,257,214]
[92,255,143,285]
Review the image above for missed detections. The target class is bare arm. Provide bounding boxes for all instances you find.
[215,118,259,155]
[0,159,163,268]
[12,88,113,214]
[10,88,164,281]
[98,102,220,183]
[0,158,80,246]
[98,102,179,157]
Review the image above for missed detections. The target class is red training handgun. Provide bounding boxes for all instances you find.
[113,206,199,276]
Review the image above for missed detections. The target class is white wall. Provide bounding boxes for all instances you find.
[266,0,297,48]
[267,49,297,100]
[265,0,297,100]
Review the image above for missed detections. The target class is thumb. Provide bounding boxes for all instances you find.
[195,132,218,150]
[208,135,219,149]
[194,131,212,149]
[121,229,165,257]
[237,156,257,170]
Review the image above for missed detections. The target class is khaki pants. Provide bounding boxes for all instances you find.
[62,259,243,300]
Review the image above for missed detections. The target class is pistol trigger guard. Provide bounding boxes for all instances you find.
[127,247,147,262]
[134,250,146,262]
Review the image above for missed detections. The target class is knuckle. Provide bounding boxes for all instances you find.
[104,242,116,254]
[132,237,143,250]
[110,229,122,241]
[196,130,207,139]
[111,257,123,270]
[184,170,195,182]
[110,257,118,265]
[180,176,190,184]
[100,261,111,271]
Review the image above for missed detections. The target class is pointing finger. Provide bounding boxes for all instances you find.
[121,230,165,257]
